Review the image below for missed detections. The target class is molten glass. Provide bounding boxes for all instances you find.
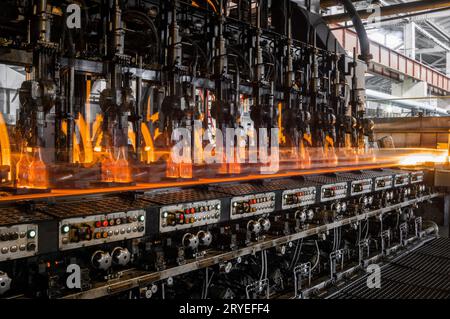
[114,147,131,183]
[229,161,241,174]
[101,148,115,182]
[16,147,31,188]
[28,147,48,189]
[179,161,193,179]
[326,146,338,167]
[302,145,312,169]
[166,155,180,178]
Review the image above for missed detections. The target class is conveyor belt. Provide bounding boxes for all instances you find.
[39,196,154,218]
[330,237,450,299]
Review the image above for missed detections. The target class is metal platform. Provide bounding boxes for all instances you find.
[40,196,154,219]
[329,237,450,299]
[0,206,52,226]
[142,188,230,205]
[210,182,284,195]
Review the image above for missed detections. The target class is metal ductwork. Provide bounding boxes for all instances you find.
[339,0,372,62]
[366,89,450,115]
[323,0,450,24]
[320,0,360,8]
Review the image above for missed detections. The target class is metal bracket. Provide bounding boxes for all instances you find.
[415,217,423,238]
[329,249,345,281]
[245,278,269,299]
[358,239,370,266]
[293,262,312,298]
[381,229,391,255]
[399,222,408,246]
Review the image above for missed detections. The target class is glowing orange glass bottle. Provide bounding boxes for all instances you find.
[16,146,31,188]
[114,147,131,183]
[101,147,115,182]
[28,147,48,189]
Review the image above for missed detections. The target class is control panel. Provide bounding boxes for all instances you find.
[410,171,424,184]
[0,224,38,261]
[282,187,317,210]
[59,210,146,251]
[230,192,275,220]
[350,179,373,196]
[319,183,348,202]
[393,172,410,187]
[374,175,393,191]
[159,200,221,233]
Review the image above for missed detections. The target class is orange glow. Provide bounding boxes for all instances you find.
[16,146,31,188]
[149,112,159,123]
[28,147,48,189]
[278,102,286,145]
[61,120,68,136]
[128,127,136,152]
[324,136,338,167]
[102,147,131,183]
[229,158,241,174]
[0,113,11,180]
[73,113,94,164]
[0,162,401,203]
[85,79,91,133]
[114,147,131,183]
[101,148,114,182]
[304,133,312,146]
[298,143,311,169]
[166,155,180,178]
[92,114,104,152]
[179,162,193,179]
[399,152,448,166]
[72,132,81,163]
[141,123,154,163]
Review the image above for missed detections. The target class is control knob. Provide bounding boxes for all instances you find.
[112,247,131,266]
[295,210,307,223]
[91,251,112,271]
[182,233,199,250]
[247,220,261,234]
[306,209,314,221]
[0,271,11,295]
[197,230,213,247]
[259,218,271,232]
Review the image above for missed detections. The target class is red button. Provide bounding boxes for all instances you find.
[190,208,195,214]
[185,209,190,214]
[95,221,102,228]
[102,220,109,227]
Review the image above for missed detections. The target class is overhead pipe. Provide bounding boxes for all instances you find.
[338,0,372,62]
[323,0,450,24]
[366,89,450,115]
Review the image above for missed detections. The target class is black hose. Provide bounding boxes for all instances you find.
[340,0,372,63]
[122,9,161,60]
